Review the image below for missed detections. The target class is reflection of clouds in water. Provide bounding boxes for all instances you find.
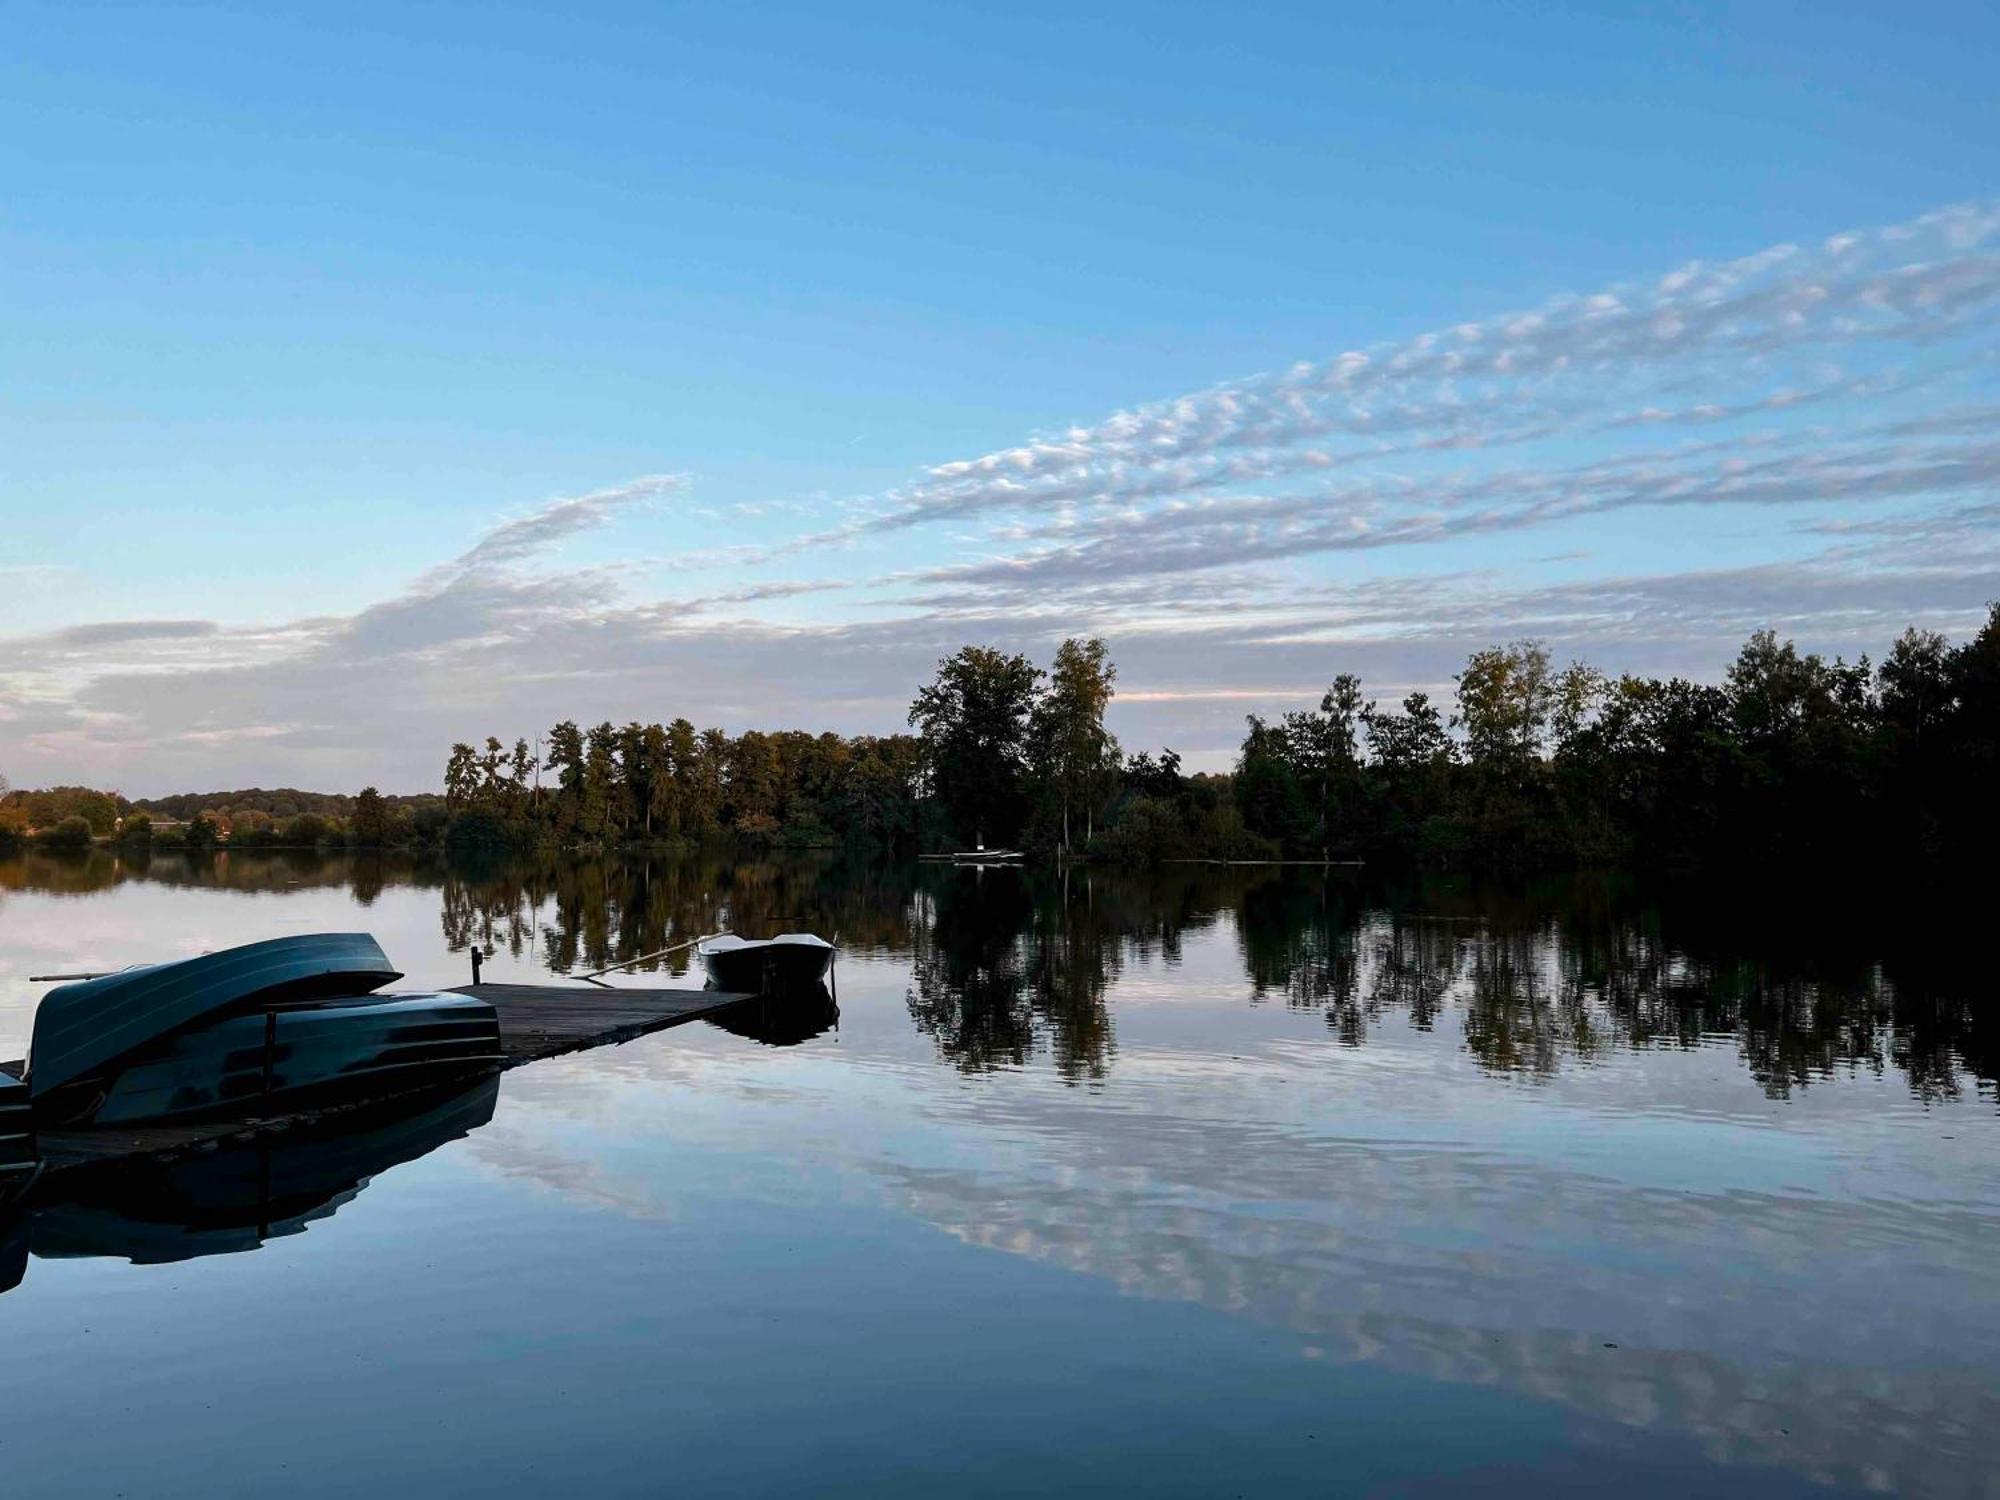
[452,999,2000,1496]
[460,1125,679,1222]
[6,850,1998,1496]
[881,1142,2000,1499]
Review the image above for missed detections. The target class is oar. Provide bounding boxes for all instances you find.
[576,932,728,986]
[27,970,115,982]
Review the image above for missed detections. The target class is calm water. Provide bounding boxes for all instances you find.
[0,850,1994,1498]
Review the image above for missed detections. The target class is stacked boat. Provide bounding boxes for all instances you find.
[0,1072,33,1186]
[22,933,502,1130]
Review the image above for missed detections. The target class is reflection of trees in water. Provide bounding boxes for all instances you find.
[438,851,919,979]
[6,848,1990,1100]
[1235,873,1996,1101]
[906,867,1123,1083]
[0,848,420,897]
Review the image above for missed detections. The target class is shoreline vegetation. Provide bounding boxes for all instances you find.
[4,608,1995,874]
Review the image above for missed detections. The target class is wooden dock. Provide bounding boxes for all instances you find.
[12,982,756,1180]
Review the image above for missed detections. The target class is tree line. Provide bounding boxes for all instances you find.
[1218,608,2000,872]
[6,606,1994,872]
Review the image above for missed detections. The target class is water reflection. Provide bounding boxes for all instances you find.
[4,850,1993,1102]
[706,984,840,1047]
[906,867,1117,1081]
[0,1078,496,1291]
[3,849,1997,1494]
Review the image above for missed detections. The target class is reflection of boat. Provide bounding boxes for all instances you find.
[696,933,834,993]
[0,1205,25,1297]
[0,1076,497,1290]
[26,933,503,1128]
[706,983,839,1047]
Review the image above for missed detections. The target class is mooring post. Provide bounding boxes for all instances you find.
[470,945,484,985]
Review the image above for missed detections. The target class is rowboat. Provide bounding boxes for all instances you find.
[695,933,835,993]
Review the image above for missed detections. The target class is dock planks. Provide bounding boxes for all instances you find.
[14,981,756,1179]
[453,981,755,1066]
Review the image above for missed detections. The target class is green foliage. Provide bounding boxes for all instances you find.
[37,814,95,851]
[349,786,389,846]
[6,785,125,836]
[281,812,335,846]
[909,645,1044,845]
[117,811,153,846]
[1195,613,2000,873]
[132,787,443,823]
[444,806,520,856]
[1029,636,1120,850]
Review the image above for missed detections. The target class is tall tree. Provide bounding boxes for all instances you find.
[1455,640,1554,771]
[909,646,1043,846]
[444,743,480,810]
[580,723,618,840]
[640,723,672,836]
[1031,637,1119,850]
[509,738,538,818]
[351,786,389,846]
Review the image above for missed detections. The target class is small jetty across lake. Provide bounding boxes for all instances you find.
[8,979,757,1181]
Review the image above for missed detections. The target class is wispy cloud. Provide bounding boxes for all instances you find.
[805,200,2000,542]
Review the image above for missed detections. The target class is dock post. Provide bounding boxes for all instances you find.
[470,945,484,984]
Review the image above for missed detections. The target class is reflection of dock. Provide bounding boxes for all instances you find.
[10,982,756,1181]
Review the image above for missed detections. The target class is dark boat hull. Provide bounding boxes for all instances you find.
[28,933,401,1101]
[37,992,503,1128]
[0,1074,35,1184]
[699,942,834,994]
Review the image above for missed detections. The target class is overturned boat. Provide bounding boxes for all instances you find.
[25,933,503,1128]
[0,1073,35,1186]
[696,932,835,994]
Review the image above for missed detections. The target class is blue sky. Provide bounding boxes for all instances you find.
[3,2,1997,793]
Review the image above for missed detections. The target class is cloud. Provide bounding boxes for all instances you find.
[892,426,2000,601]
[30,620,221,651]
[814,200,2000,540]
[444,474,685,576]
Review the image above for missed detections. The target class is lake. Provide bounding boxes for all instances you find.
[0,849,1994,1498]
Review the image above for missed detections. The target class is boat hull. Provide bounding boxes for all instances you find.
[29,933,401,1100]
[0,1074,34,1183]
[36,992,503,1128]
[698,940,834,994]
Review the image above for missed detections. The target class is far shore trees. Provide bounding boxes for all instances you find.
[3,607,1993,876]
